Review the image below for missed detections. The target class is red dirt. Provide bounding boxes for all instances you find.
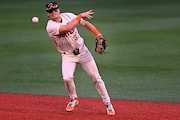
[0,93,179,120]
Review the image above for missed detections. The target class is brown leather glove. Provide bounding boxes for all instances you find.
[95,35,106,54]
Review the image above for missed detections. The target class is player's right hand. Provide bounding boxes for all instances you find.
[81,10,94,19]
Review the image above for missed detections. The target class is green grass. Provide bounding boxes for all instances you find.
[0,0,180,103]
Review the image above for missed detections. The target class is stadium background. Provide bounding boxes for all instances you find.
[0,0,180,103]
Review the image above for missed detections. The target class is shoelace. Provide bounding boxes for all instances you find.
[107,105,113,111]
[68,99,74,106]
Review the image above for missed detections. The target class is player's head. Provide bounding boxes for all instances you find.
[46,2,60,20]
[46,2,59,13]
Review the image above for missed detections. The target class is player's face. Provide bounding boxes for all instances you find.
[47,8,60,20]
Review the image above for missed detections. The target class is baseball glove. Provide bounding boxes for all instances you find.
[95,35,106,54]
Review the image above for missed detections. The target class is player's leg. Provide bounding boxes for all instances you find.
[62,56,79,112]
[80,58,110,102]
[62,58,77,99]
[79,50,115,115]
[79,50,110,103]
[80,59,115,115]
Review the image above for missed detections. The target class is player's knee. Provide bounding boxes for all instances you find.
[63,77,73,82]
[94,78,104,86]
[64,79,73,83]
[93,78,103,83]
[63,75,74,82]
[90,74,102,82]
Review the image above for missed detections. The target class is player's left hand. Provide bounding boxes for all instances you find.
[95,35,106,54]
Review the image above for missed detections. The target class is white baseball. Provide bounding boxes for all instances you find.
[32,16,39,23]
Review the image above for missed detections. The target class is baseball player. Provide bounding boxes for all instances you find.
[45,2,115,115]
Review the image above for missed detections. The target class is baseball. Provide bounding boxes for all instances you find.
[32,16,39,23]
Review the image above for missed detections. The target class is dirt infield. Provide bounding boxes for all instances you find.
[0,93,179,120]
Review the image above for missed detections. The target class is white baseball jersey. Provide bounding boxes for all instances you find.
[46,13,85,54]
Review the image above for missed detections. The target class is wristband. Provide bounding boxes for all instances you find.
[76,14,82,22]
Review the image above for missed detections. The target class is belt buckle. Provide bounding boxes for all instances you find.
[73,48,80,55]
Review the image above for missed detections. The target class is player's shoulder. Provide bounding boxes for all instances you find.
[46,20,58,31]
[47,20,57,27]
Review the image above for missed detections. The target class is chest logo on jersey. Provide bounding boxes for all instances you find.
[55,29,78,41]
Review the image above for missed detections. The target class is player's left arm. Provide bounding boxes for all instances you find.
[80,20,102,37]
[80,20,106,54]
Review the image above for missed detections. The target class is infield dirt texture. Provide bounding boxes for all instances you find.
[0,0,180,119]
[0,93,180,120]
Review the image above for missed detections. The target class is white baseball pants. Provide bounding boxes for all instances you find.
[61,46,111,104]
